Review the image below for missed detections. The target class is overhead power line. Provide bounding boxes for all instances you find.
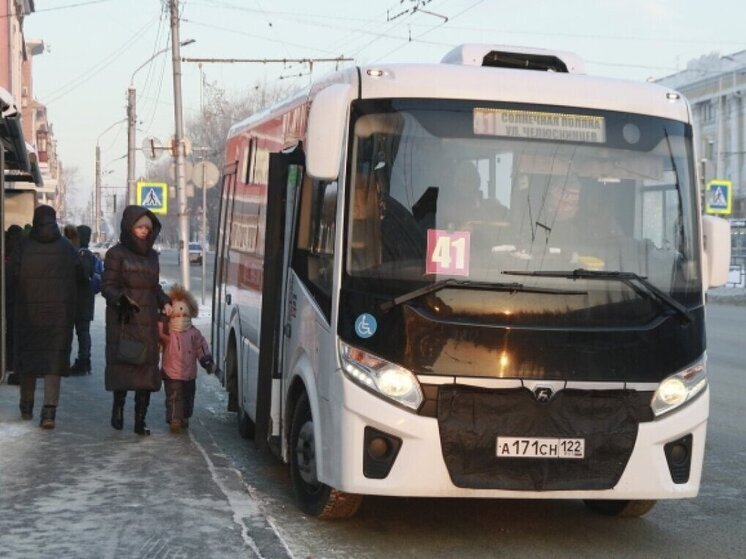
[181,57,353,65]
[43,17,158,105]
[181,56,354,81]
[181,18,343,56]
[0,0,117,18]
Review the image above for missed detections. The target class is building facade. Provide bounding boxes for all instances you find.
[656,51,746,217]
[2,1,65,213]
[0,0,33,104]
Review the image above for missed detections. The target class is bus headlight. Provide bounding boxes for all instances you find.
[339,341,424,411]
[651,359,707,417]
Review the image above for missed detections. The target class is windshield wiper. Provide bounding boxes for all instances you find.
[379,278,587,312]
[502,269,692,322]
[663,128,688,255]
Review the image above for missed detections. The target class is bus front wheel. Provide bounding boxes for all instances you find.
[583,499,657,517]
[289,393,363,520]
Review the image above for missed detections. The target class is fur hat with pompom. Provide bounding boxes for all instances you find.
[168,284,198,318]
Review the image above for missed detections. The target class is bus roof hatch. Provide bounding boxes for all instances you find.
[441,44,586,74]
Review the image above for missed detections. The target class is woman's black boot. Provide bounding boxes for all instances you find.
[134,391,151,436]
[111,392,126,430]
[19,401,33,420]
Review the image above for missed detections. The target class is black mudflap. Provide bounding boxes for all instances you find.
[437,386,653,491]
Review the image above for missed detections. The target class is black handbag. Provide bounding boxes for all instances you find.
[116,325,147,365]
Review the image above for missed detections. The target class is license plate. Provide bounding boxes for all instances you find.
[496,437,585,459]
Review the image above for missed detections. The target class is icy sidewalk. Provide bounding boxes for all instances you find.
[0,300,290,558]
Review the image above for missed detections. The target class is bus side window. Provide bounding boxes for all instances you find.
[292,174,336,319]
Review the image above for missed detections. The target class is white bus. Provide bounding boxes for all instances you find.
[212,44,731,519]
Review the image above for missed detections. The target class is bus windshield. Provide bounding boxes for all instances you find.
[345,99,702,316]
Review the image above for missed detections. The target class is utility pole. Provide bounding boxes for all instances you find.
[127,87,137,205]
[717,55,737,181]
[95,119,125,241]
[170,0,190,289]
[199,63,206,304]
[716,75,726,180]
[95,145,101,242]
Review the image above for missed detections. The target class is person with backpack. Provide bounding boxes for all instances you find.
[65,224,102,375]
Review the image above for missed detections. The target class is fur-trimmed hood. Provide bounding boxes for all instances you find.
[119,205,161,256]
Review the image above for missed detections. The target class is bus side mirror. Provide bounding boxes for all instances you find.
[702,215,730,289]
[306,83,352,181]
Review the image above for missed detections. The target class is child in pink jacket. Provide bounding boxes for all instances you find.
[158,284,217,433]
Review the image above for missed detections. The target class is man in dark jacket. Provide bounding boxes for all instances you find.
[12,205,81,429]
[69,225,99,375]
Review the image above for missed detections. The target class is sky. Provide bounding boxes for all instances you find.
[24,0,746,212]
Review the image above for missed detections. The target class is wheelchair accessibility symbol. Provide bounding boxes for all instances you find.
[354,313,377,339]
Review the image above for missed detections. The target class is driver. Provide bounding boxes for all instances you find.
[538,174,626,269]
[439,161,484,229]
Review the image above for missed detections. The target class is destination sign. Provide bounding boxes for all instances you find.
[474,108,606,143]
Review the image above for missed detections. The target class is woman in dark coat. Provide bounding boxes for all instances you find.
[103,206,171,435]
[12,205,80,429]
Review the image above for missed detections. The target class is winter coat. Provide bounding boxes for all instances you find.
[102,206,170,392]
[75,225,97,322]
[4,225,23,370]
[11,216,80,377]
[158,321,212,381]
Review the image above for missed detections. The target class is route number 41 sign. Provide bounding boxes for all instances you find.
[426,230,471,276]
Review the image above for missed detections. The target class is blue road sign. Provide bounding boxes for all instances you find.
[136,181,168,215]
[706,179,732,215]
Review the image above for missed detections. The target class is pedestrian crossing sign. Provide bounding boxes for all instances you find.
[706,179,732,215]
[136,181,168,215]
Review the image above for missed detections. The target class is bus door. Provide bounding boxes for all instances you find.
[212,161,238,386]
[255,147,304,450]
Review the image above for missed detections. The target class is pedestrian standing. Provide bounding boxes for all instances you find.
[4,224,23,385]
[11,205,81,429]
[68,225,99,375]
[158,284,217,434]
[102,206,171,435]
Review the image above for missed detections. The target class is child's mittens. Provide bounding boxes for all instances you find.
[200,355,218,375]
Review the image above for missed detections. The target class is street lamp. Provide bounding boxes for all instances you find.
[126,38,195,206]
[96,119,126,242]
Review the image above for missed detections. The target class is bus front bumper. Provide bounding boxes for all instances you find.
[320,378,708,500]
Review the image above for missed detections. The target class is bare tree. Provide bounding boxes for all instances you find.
[146,80,295,246]
[59,164,85,224]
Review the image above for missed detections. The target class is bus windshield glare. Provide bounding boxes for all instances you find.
[345,99,702,318]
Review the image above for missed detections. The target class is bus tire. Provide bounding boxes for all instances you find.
[583,499,657,517]
[237,406,255,440]
[289,393,363,520]
[226,341,238,413]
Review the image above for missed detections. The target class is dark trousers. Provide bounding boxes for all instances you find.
[113,389,150,406]
[163,377,196,423]
[74,320,92,361]
[20,374,61,407]
[4,315,14,371]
